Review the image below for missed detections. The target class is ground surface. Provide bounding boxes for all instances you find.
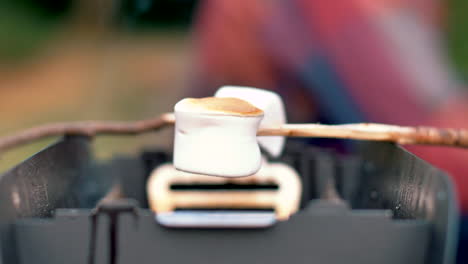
[0,32,192,172]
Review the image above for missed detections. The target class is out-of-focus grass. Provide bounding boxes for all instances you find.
[0,137,60,173]
[0,83,178,173]
[0,33,189,173]
[0,1,192,173]
[447,0,468,80]
[0,1,63,62]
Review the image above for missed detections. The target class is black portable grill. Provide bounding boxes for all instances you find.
[0,136,458,264]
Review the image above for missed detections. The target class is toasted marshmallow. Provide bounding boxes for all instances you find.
[215,86,286,157]
[175,97,264,116]
[174,97,264,177]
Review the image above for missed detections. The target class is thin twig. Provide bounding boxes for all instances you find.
[258,123,468,148]
[1,113,468,154]
[0,113,175,153]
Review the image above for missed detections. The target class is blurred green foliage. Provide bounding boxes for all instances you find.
[447,0,468,80]
[0,0,197,61]
[0,1,68,61]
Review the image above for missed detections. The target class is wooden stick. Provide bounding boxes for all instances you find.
[1,112,468,153]
[258,123,468,148]
[0,113,175,152]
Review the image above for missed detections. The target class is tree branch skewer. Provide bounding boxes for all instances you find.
[0,112,467,153]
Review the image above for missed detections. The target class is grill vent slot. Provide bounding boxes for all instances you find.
[170,183,278,191]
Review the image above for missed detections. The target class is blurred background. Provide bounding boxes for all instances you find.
[1,0,468,213]
[1,0,468,260]
[0,0,198,171]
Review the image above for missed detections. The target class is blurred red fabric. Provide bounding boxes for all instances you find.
[193,0,468,212]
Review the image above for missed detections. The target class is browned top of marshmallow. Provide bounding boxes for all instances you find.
[175,97,264,116]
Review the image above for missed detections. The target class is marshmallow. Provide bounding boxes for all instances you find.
[173,97,264,177]
[215,86,286,157]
